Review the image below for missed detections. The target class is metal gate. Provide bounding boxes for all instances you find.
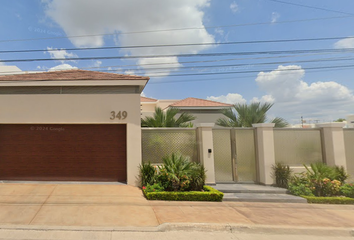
[213,128,257,183]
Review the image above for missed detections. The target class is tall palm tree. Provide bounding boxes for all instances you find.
[141,107,196,127]
[216,102,288,128]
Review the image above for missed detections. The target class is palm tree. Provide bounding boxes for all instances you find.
[141,107,196,127]
[216,102,288,128]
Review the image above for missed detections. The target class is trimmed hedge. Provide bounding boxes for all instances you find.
[143,185,224,202]
[303,196,354,204]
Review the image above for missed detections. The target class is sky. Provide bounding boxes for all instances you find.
[0,0,354,124]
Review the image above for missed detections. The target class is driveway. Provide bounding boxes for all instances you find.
[0,182,159,227]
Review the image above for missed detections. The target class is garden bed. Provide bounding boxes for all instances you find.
[143,185,224,202]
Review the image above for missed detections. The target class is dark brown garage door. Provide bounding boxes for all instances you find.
[0,124,126,182]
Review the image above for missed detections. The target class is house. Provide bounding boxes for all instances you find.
[141,96,232,125]
[0,69,149,186]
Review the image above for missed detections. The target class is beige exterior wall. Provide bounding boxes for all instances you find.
[156,100,178,109]
[0,93,142,186]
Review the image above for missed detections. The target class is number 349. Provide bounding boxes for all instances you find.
[110,111,128,120]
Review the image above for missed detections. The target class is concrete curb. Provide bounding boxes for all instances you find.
[0,223,353,237]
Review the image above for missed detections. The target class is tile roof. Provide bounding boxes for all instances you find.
[140,96,158,102]
[0,69,150,81]
[169,97,233,107]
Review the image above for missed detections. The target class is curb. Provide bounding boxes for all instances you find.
[0,223,353,237]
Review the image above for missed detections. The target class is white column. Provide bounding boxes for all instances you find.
[197,123,216,185]
[316,123,347,169]
[252,123,275,185]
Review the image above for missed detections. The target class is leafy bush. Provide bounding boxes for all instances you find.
[303,163,347,197]
[143,183,164,193]
[341,183,354,198]
[189,163,206,191]
[334,166,349,183]
[143,186,224,202]
[303,196,354,204]
[288,183,314,196]
[139,162,157,186]
[272,163,292,188]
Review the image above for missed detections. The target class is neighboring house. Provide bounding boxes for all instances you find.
[141,97,232,125]
[347,115,354,128]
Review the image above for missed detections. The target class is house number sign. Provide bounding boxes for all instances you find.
[110,111,128,120]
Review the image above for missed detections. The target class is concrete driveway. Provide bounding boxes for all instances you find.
[0,183,159,227]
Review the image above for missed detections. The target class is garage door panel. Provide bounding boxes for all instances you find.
[0,124,127,182]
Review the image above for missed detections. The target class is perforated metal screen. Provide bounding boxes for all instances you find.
[141,129,198,164]
[274,129,323,165]
[213,129,233,182]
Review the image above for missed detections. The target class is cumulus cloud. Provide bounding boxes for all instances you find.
[141,92,146,97]
[46,47,78,63]
[207,93,246,104]
[255,65,354,122]
[49,64,78,71]
[230,1,239,13]
[43,0,215,75]
[334,37,354,49]
[271,12,280,23]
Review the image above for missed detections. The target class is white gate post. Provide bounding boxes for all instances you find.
[252,123,276,185]
[197,123,216,185]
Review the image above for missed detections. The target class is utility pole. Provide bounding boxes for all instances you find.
[301,116,304,128]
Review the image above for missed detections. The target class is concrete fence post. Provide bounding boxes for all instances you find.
[197,123,216,185]
[252,123,276,185]
[316,123,347,169]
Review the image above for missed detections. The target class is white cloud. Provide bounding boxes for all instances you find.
[334,37,354,49]
[255,65,354,121]
[271,12,280,23]
[207,93,246,104]
[46,47,78,63]
[230,1,239,13]
[141,92,146,97]
[49,64,78,71]
[43,0,215,76]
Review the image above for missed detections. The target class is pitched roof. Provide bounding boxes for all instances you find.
[169,97,232,107]
[141,96,157,102]
[0,69,150,81]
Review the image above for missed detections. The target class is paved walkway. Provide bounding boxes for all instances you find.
[0,183,354,229]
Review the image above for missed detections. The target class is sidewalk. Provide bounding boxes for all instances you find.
[0,183,354,231]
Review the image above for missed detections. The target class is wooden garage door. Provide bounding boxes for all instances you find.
[0,124,126,182]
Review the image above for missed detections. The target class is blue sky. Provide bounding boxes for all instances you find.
[1,0,354,124]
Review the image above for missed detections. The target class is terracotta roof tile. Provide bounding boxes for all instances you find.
[169,97,233,107]
[141,96,157,102]
[0,69,150,81]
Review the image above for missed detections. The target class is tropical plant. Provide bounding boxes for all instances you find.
[340,183,354,198]
[143,183,165,193]
[141,107,196,127]
[216,102,288,128]
[189,163,207,191]
[139,162,156,187]
[272,163,292,188]
[159,153,195,191]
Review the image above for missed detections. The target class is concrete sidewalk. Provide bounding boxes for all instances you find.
[0,183,354,230]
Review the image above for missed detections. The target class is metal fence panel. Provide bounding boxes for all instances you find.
[235,129,257,182]
[344,129,354,180]
[141,129,198,164]
[213,129,233,182]
[274,129,323,165]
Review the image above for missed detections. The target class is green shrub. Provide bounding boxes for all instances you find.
[188,163,206,191]
[288,183,314,196]
[143,183,164,193]
[155,168,173,191]
[143,186,224,202]
[303,196,354,204]
[139,162,157,187]
[321,178,341,197]
[334,166,349,183]
[272,163,292,188]
[341,183,354,198]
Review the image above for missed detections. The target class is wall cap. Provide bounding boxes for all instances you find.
[316,122,346,128]
[196,123,215,128]
[252,123,275,128]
